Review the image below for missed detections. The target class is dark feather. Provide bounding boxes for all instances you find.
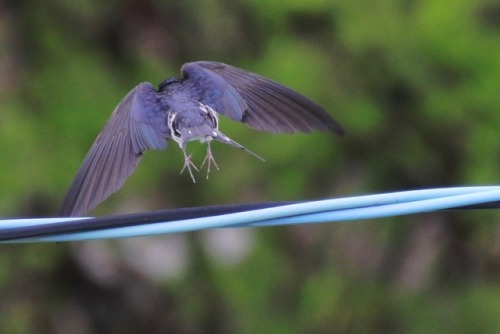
[60,83,169,217]
[181,61,344,135]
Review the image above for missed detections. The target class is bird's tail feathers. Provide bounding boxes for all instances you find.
[213,130,265,162]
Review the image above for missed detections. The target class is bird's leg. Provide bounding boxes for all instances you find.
[180,148,199,183]
[200,141,219,179]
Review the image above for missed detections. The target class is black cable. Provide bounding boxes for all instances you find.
[0,201,299,241]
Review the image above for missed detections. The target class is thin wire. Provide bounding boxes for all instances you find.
[1,186,500,243]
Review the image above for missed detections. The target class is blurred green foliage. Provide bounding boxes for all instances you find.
[0,0,499,333]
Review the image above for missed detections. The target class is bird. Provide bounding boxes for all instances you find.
[59,61,344,217]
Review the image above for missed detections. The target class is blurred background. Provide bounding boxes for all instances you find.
[1,0,499,333]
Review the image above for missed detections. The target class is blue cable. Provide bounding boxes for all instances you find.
[1,186,500,243]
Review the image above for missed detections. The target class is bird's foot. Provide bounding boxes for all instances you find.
[180,153,199,183]
[200,142,219,179]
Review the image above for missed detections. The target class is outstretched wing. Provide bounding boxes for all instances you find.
[60,83,169,217]
[180,61,344,134]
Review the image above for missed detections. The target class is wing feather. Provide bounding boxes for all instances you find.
[60,83,169,217]
[182,61,344,135]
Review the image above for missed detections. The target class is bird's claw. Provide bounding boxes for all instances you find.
[180,153,199,183]
[200,142,219,179]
